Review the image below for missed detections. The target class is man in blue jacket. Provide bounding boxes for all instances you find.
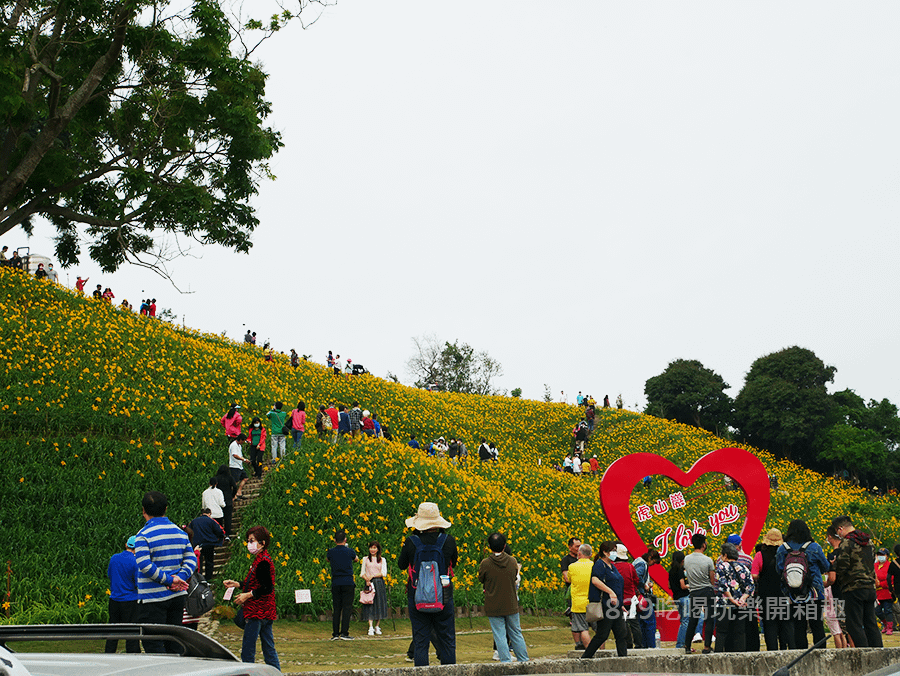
[106,535,139,653]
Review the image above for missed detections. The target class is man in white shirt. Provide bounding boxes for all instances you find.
[201,477,226,524]
[228,434,250,498]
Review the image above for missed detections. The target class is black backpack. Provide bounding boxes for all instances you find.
[184,568,216,617]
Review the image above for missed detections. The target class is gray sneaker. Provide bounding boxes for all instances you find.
[339,635,354,641]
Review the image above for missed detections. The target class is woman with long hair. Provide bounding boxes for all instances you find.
[223,526,280,669]
[289,401,306,451]
[669,551,690,649]
[220,403,242,442]
[775,519,829,649]
[361,540,388,635]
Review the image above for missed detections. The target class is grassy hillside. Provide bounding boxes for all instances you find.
[2,267,899,622]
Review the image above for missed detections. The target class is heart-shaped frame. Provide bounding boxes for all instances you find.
[599,447,770,596]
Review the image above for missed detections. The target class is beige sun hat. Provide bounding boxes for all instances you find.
[762,528,783,546]
[615,544,629,560]
[405,502,452,531]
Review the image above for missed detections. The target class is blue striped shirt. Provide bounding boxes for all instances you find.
[134,517,196,602]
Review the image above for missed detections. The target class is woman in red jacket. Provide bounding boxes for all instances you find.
[875,547,894,635]
[220,403,242,442]
[224,526,280,668]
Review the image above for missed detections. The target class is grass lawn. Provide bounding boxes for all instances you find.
[212,614,575,671]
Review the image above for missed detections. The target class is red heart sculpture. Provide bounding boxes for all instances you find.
[599,447,770,596]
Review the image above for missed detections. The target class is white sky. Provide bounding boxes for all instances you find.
[7,1,900,409]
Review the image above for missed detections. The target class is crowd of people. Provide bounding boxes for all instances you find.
[105,490,279,668]
[561,513,890,660]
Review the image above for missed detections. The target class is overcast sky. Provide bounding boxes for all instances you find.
[7,1,900,409]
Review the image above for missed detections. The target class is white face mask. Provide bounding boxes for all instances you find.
[253,423,260,428]
[247,541,260,554]
[877,555,887,563]
[608,552,617,561]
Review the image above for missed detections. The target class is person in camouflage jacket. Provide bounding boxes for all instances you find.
[829,515,882,647]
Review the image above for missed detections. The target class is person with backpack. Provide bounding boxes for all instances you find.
[828,515,883,647]
[751,528,795,650]
[775,519,829,649]
[188,508,226,580]
[223,526,280,669]
[396,502,458,666]
[478,532,529,663]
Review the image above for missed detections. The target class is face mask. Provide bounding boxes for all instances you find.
[253,423,260,428]
[247,542,260,554]
[608,552,617,561]
[877,555,887,563]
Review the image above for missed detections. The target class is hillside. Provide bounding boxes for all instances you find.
[2,266,899,622]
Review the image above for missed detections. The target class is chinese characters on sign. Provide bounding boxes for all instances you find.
[636,497,742,557]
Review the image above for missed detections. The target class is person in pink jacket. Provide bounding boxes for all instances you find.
[221,403,243,442]
[875,547,894,635]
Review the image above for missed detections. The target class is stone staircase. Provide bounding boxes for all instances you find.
[212,469,267,578]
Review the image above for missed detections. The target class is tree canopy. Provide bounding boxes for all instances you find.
[0,1,321,272]
[644,358,732,433]
[406,334,504,396]
[733,346,835,462]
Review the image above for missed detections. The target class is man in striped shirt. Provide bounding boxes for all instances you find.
[134,491,197,653]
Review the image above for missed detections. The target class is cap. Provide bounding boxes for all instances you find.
[725,534,742,546]
[126,535,137,548]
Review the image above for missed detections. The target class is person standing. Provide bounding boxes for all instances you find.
[824,526,850,648]
[829,515,882,647]
[215,466,238,537]
[568,543,594,651]
[875,547,893,634]
[349,402,363,438]
[327,530,359,640]
[337,405,350,439]
[397,502,458,666]
[223,526,280,669]
[133,491,196,653]
[478,532,529,663]
[247,417,266,479]
[323,402,338,443]
[288,401,306,452]
[775,519,829,649]
[632,549,660,648]
[581,541,629,658]
[228,433,250,498]
[148,299,157,317]
[265,402,287,462]
[201,477,226,527]
[683,533,717,654]
[34,263,46,279]
[188,508,226,580]
[220,403,242,442]
[613,544,643,649]
[714,542,755,652]
[106,535,140,654]
[668,551,691,650]
[751,528,794,650]
[361,541,389,636]
[75,276,88,292]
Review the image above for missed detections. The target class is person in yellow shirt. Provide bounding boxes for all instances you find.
[569,543,595,650]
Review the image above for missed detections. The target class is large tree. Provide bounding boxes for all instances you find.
[818,389,900,484]
[406,334,505,396]
[0,1,323,272]
[644,358,732,433]
[733,346,835,462]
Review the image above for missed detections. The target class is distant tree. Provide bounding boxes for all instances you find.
[644,359,733,433]
[385,371,400,383]
[543,384,552,403]
[733,346,835,463]
[818,389,900,483]
[510,387,522,398]
[405,334,504,395]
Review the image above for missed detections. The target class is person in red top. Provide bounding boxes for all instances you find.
[148,298,157,317]
[875,547,894,634]
[588,456,600,476]
[75,276,87,292]
[224,526,279,668]
[613,544,644,649]
[324,402,339,443]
